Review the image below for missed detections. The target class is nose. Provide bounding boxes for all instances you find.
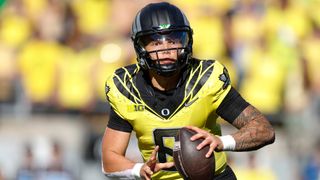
[155,41,178,60]
[157,41,169,51]
[159,41,174,54]
[159,47,173,59]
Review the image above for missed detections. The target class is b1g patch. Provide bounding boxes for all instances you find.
[127,104,145,112]
[219,67,231,89]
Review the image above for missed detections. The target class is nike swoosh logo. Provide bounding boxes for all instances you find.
[184,97,199,107]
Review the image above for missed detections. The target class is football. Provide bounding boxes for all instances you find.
[173,127,215,179]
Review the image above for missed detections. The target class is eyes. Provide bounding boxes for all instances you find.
[144,38,183,52]
[149,39,180,47]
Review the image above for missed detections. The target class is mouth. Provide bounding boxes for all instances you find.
[158,58,176,65]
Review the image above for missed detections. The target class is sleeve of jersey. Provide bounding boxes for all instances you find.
[107,107,133,133]
[105,75,133,133]
[210,61,249,124]
[210,61,233,110]
[216,87,250,124]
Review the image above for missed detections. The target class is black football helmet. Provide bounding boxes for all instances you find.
[131,2,193,76]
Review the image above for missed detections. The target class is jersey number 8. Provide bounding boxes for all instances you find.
[153,128,180,171]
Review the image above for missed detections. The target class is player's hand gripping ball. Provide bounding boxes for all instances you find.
[173,127,215,179]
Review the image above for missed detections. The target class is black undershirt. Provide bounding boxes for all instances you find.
[107,86,250,132]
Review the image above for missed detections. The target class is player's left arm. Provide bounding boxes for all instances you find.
[214,86,275,152]
[188,96,275,155]
[231,105,275,151]
[187,63,275,155]
[214,64,275,151]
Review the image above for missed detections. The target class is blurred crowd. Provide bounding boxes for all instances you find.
[15,141,73,180]
[0,0,320,179]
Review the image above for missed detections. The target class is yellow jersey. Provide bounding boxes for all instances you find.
[105,59,232,179]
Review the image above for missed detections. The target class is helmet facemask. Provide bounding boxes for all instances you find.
[131,2,193,76]
[134,30,192,77]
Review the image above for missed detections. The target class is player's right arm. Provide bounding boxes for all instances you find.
[102,106,137,174]
[101,127,135,172]
[101,108,174,179]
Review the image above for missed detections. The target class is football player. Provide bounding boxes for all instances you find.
[102,2,275,180]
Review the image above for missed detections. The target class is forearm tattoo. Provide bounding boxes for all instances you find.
[231,105,275,151]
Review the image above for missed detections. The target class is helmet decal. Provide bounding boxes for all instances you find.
[158,24,171,30]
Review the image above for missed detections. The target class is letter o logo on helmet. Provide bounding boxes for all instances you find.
[131,2,193,77]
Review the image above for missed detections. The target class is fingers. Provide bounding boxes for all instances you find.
[152,146,159,158]
[206,142,217,158]
[146,146,159,167]
[186,126,210,142]
[190,132,206,141]
[155,162,174,172]
[141,145,179,179]
[196,137,211,150]
[185,126,206,134]
[141,162,175,180]
[185,126,221,158]
[142,145,160,179]
[185,126,209,140]
[195,137,218,158]
[142,165,154,177]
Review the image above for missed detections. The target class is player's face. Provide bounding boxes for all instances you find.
[144,38,182,64]
[138,31,189,65]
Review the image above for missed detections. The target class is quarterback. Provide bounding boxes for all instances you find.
[101,2,275,180]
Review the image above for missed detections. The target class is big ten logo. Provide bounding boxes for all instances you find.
[127,104,145,112]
